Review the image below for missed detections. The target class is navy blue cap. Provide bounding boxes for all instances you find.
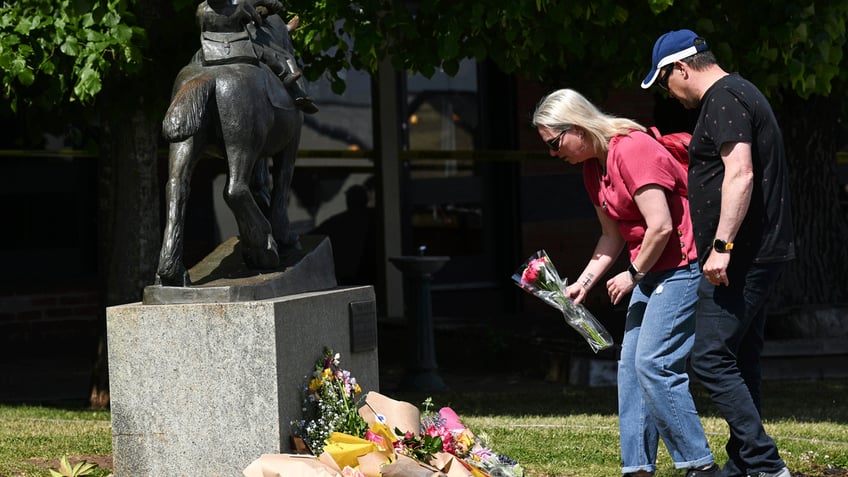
[641,29,709,89]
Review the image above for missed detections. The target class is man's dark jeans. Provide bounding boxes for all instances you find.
[690,261,788,477]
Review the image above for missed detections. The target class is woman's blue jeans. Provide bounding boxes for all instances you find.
[619,261,714,474]
[690,261,787,477]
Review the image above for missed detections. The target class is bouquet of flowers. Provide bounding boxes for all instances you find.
[291,347,369,454]
[367,397,523,477]
[390,397,450,463]
[422,400,524,477]
[262,366,525,477]
[512,250,613,353]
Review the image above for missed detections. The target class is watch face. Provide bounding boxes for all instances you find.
[713,239,732,253]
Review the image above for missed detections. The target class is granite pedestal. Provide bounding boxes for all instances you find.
[107,236,379,476]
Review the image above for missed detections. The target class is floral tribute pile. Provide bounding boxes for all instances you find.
[512,249,613,353]
[244,348,524,477]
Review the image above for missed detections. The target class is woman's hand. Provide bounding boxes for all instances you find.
[564,282,587,305]
[606,271,635,305]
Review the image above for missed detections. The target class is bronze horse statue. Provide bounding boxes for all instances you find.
[156,12,303,287]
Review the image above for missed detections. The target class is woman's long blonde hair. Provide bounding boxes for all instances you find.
[531,89,645,155]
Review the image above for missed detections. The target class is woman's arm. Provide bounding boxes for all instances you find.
[605,184,673,305]
[566,205,625,305]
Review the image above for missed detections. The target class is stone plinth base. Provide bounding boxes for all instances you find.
[107,286,378,477]
[143,235,337,305]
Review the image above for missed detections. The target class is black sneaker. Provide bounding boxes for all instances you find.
[686,464,720,477]
[749,468,791,477]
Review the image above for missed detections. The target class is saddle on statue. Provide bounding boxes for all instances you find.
[200,30,259,66]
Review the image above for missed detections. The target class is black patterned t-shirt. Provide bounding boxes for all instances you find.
[688,74,795,264]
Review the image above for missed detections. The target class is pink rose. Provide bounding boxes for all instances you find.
[521,257,546,283]
[425,425,455,453]
[364,430,384,446]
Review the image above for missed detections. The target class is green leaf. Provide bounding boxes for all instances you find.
[73,63,102,101]
[84,29,105,43]
[1,30,20,46]
[442,58,459,76]
[79,12,93,28]
[17,66,35,85]
[102,10,121,28]
[793,22,809,42]
[61,37,80,56]
[111,23,133,43]
[14,17,34,35]
[40,59,56,74]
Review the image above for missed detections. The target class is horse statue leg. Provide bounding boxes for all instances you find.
[224,146,280,269]
[269,132,302,252]
[251,157,272,218]
[156,137,204,286]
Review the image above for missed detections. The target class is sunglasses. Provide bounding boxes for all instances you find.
[545,127,570,152]
[658,65,674,90]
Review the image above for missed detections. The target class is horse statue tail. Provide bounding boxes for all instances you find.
[161,76,215,143]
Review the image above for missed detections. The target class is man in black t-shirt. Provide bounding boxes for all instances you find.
[641,30,795,477]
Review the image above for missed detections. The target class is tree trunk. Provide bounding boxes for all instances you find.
[89,107,162,409]
[87,0,181,409]
[771,93,848,308]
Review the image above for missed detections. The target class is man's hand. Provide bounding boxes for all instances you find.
[703,251,731,286]
[606,271,635,305]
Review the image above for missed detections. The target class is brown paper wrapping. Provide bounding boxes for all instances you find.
[242,454,342,477]
[381,454,448,477]
[430,452,478,477]
[358,451,390,477]
[358,391,421,435]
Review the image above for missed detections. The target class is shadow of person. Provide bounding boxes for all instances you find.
[310,184,376,286]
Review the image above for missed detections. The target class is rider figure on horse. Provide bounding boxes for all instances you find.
[197,0,319,114]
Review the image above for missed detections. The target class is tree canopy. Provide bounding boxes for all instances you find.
[0,0,144,111]
[288,0,847,102]
[3,0,846,113]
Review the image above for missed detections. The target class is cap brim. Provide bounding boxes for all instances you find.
[641,69,659,89]
[640,44,703,89]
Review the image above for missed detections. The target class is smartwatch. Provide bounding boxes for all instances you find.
[713,238,734,253]
[628,263,646,282]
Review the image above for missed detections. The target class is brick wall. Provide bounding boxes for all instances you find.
[0,288,102,359]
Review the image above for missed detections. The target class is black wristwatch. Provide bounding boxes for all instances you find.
[628,263,646,282]
[713,238,734,253]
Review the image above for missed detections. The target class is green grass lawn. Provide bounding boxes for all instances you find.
[0,406,112,477]
[1,379,846,477]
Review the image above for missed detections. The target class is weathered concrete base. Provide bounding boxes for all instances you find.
[107,286,378,477]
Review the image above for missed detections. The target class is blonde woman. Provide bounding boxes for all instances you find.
[532,89,717,477]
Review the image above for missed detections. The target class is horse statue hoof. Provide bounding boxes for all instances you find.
[276,230,301,249]
[242,234,280,269]
[156,264,192,287]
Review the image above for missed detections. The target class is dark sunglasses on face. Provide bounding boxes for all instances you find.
[658,65,673,90]
[546,127,570,152]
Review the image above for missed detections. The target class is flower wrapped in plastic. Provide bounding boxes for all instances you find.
[512,250,613,353]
